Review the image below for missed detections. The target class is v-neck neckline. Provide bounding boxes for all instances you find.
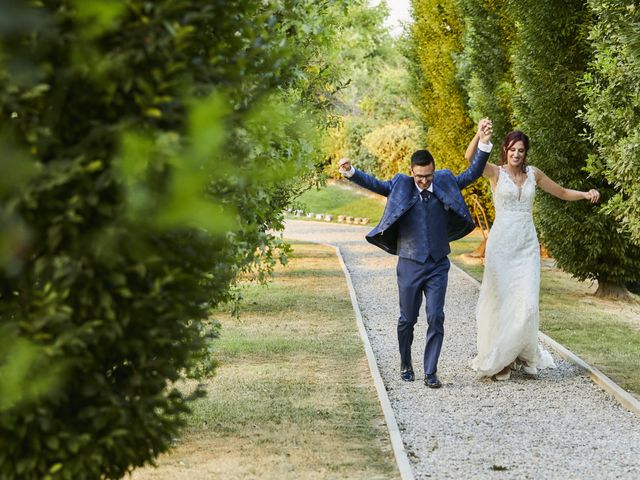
[500,166,528,201]
[501,166,528,189]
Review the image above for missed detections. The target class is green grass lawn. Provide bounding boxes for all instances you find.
[132,242,398,480]
[292,180,385,224]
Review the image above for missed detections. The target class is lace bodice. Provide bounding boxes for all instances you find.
[492,166,536,214]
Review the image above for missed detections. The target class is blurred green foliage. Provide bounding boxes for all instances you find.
[0,326,67,412]
[0,0,350,477]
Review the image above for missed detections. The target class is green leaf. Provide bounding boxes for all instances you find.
[188,93,229,165]
[71,0,126,37]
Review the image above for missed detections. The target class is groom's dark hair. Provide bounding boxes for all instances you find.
[411,149,435,167]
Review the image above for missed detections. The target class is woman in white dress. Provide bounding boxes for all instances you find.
[467,121,600,380]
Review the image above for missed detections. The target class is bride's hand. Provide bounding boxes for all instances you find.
[584,189,600,203]
[478,117,493,143]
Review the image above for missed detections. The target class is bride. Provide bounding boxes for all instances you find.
[467,122,600,380]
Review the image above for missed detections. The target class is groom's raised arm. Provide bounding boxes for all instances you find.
[456,118,493,189]
[456,144,492,190]
[338,157,393,197]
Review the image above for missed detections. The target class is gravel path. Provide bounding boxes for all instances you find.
[284,219,640,480]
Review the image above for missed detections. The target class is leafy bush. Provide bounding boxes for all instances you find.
[0,0,343,477]
[343,116,382,176]
[362,121,420,178]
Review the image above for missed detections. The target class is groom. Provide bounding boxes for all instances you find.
[339,121,492,388]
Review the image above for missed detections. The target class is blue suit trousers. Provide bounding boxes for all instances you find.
[396,255,450,375]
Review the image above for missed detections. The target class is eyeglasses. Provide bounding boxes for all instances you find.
[413,174,434,181]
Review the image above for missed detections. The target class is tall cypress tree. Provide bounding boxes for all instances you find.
[459,0,515,143]
[581,0,640,248]
[506,0,640,296]
[410,0,492,214]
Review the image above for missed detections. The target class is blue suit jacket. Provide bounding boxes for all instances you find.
[347,148,490,256]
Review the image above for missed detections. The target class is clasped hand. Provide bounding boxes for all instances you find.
[338,157,352,175]
[478,117,493,143]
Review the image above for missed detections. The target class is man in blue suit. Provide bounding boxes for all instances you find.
[339,120,493,388]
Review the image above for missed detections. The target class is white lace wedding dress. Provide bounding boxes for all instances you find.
[471,166,556,377]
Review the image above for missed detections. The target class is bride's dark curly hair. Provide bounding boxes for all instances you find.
[500,131,530,173]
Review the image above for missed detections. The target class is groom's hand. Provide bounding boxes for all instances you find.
[338,157,352,175]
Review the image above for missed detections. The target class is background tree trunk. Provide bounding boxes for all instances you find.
[594,280,631,299]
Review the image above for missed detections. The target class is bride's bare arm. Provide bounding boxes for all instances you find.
[533,167,600,203]
[465,118,498,181]
[464,132,480,162]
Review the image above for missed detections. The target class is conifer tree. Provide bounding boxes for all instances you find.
[411,0,493,215]
[459,0,515,142]
[506,0,640,296]
[581,0,640,248]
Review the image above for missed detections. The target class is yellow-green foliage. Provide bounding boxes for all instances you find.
[411,0,493,219]
[325,117,379,179]
[325,120,348,172]
[362,121,420,179]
